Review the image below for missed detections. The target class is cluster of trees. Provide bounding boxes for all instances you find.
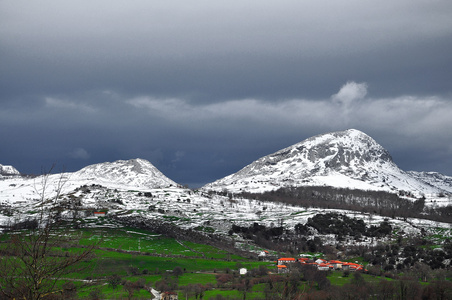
[227,221,326,254]
[358,238,452,272]
[306,273,452,300]
[215,266,325,299]
[238,186,452,223]
[106,273,149,300]
[229,223,284,240]
[295,213,392,238]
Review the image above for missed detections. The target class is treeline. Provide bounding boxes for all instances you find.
[238,186,452,223]
[228,215,394,255]
[228,222,309,254]
[229,223,284,240]
[297,212,392,238]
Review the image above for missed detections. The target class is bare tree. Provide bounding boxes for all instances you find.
[0,167,98,299]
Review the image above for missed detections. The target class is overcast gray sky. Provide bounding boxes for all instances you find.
[1,0,451,187]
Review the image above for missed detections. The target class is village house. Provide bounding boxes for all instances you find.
[317,263,331,271]
[239,268,248,275]
[277,257,296,265]
[161,291,178,300]
[329,260,343,270]
[277,264,288,274]
[298,257,310,264]
[342,262,364,272]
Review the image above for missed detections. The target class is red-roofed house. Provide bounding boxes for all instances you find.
[329,260,343,270]
[277,265,288,274]
[277,258,296,265]
[342,262,363,272]
[317,263,331,271]
[161,291,178,300]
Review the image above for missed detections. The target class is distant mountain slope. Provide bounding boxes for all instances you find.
[407,171,452,194]
[0,164,20,177]
[203,129,449,196]
[72,158,177,189]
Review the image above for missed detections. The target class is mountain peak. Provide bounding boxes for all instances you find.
[236,129,393,178]
[73,158,177,189]
[299,129,393,166]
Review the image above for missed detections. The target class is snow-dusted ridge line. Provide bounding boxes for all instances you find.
[72,158,177,189]
[202,129,452,198]
[0,164,20,177]
[0,158,177,214]
[1,129,451,209]
[0,153,451,243]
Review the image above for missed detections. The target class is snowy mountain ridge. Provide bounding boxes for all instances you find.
[203,129,451,196]
[0,164,20,178]
[0,134,451,243]
[1,129,451,198]
[0,158,177,215]
[72,158,177,189]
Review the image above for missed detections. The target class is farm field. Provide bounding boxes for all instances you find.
[0,226,272,299]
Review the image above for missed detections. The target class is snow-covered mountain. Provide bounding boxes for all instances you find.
[72,158,177,189]
[0,158,177,212]
[203,129,451,197]
[0,164,20,178]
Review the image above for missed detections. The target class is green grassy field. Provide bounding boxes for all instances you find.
[3,225,446,299]
[51,227,270,298]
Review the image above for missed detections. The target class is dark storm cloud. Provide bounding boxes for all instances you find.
[2,1,452,100]
[1,1,452,186]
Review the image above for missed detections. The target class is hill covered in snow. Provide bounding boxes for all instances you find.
[0,164,20,178]
[0,158,177,218]
[203,129,451,199]
[72,158,178,189]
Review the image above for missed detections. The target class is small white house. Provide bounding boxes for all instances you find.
[239,268,247,275]
[317,263,331,271]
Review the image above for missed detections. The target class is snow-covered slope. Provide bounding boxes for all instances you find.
[407,171,452,194]
[0,164,20,177]
[72,158,177,189]
[0,158,177,212]
[203,129,450,197]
